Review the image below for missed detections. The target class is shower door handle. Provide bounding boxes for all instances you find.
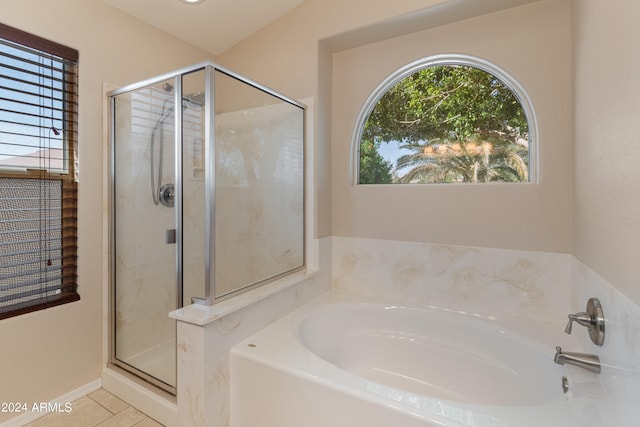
[165,229,176,244]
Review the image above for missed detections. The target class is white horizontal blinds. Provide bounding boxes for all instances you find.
[0,23,79,319]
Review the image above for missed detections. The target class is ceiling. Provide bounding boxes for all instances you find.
[102,0,304,55]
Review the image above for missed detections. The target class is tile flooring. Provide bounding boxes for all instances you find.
[24,389,163,427]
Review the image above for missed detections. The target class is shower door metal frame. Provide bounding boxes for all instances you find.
[108,71,185,394]
[107,61,306,393]
[204,67,307,304]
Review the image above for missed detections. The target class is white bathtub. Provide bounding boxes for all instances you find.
[230,293,618,427]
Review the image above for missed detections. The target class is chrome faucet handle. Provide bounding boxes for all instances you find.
[564,298,605,346]
[565,312,592,334]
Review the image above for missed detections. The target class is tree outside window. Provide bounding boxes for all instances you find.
[358,60,533,184]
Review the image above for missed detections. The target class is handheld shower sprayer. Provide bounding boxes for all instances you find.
[149,87,205,207]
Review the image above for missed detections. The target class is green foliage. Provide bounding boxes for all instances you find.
[359,65,530,184]
[359,138,392,184]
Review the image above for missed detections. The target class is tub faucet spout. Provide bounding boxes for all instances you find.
[554,346,601,374]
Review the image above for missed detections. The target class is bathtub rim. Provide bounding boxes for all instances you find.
[230,291,612,427]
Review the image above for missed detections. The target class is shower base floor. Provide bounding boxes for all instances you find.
[125,339,176,388]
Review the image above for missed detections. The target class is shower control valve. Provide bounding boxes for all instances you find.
[159,183,175,208]
[564,297,605,346]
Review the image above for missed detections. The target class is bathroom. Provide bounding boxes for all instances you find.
[0,0,639,426]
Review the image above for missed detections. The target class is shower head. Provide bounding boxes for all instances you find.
[183,92,205,108]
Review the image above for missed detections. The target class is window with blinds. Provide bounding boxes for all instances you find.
[0,23,79,319]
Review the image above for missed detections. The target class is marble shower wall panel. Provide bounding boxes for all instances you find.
[332,236,571,336]
[215,103,304,297]
[571,259,640,427]
[113,90,177,360]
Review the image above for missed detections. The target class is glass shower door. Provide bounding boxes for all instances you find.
[112,78,178,391]
[108,63,303,392]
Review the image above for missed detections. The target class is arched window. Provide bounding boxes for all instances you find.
[353,54,537,184]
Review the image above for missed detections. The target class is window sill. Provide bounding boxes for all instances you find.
[0,292,80,321]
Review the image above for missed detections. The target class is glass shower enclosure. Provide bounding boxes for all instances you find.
[108,62,305,393]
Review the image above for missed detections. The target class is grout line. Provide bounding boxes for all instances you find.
[86,395,114,416]
[132,417,150,426]
[86,391,163,426]
[87,391,130,416]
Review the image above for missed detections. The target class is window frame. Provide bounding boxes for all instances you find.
[0,23,79,320]
[351,54,539,185]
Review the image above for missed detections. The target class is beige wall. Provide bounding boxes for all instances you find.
[219,0,457,238]
[0,0,213,421]
[220,0,572,252]
[219,0,451,97]
[572,0,640,305]
[331,0,573,252]
[221,0,640,305]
